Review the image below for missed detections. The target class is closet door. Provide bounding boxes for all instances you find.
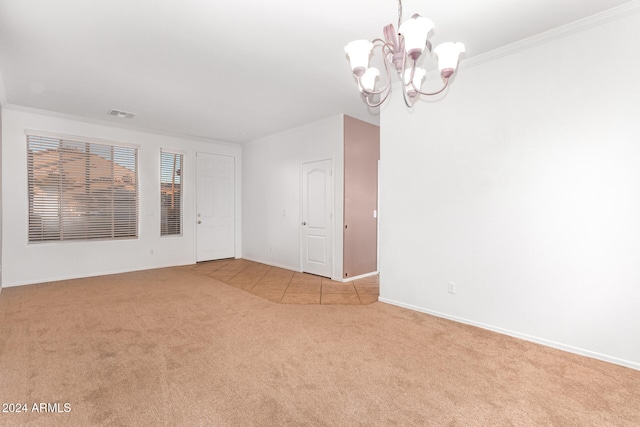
[301,159,333,278]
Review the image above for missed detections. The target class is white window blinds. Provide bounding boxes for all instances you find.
[27,133,138,242]
[160,151,183,236]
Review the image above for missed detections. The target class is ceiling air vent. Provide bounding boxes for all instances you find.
[108,109,136,119]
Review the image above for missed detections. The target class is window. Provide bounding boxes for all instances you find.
[161,150,183,236]
[27,133,138,242]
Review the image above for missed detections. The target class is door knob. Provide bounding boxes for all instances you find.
[198,220,202,224]
[302,221,307,225]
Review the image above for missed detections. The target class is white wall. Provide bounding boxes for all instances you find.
[242,115,344,279]
[0,106,3,290]
[379,11,640,369]
[1,107,241,286]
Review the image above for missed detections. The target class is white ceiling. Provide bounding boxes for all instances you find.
[0,0,635,143]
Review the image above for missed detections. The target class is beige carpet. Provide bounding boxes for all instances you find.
[0,265,638,426]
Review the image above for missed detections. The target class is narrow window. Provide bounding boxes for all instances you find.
[27,133,138,242]
[161,150,183,236]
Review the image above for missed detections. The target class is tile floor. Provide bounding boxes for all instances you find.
[189,258,379,305]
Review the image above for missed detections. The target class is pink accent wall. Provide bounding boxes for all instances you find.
[343,115,380,278]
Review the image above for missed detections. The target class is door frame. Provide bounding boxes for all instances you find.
[299,158,334,278]
[195,151,241,262]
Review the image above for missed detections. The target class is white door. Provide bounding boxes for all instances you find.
[196,152,235,262]
[301,159,333,277]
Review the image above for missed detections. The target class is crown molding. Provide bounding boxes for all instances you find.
[419,0,640,81]
[460,0,640,72]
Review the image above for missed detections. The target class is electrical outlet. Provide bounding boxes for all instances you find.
[448,281,456,294]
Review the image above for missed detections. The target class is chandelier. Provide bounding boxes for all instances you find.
[344,0,465,107]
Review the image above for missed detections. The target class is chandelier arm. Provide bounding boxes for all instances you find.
[356,40,396,97]
[406,57,451,97]
[398,49,418,109]
[401,58,417,107]
[406,60,416,86]
[364,87,391,108]
[401,85,417,108]
[356,76,389,96]
[399,47,408,80]
[412,77,450,96]
[378,39,399,70]
[359,72,391,105]
[381,41,401,77]
[358,78,391,97]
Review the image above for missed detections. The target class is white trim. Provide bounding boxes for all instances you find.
[160,147,187,156]
[299,161,304,272]
[2,263,191,288]
[25,128,141,149]
[379,297,640,372]
[241,256,299,273]
[462,0,640,72]
[376,159,380,273]
[240,257,375,282]
[421,0,640,81]
[339,271,378,283]
[331,153,339,280]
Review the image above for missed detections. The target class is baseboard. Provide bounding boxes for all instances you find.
[1,262,195,288]
[338,271,379,283]
[240,256,299,273]
[378,297,640,372]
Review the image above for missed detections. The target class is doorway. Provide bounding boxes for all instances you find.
[196,152,235,262]
[301,159,333,277]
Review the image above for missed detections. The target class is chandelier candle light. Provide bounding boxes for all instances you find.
[345,0,465,107]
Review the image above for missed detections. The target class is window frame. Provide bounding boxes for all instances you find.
[160,149,184,237]
[26,130,139,244]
